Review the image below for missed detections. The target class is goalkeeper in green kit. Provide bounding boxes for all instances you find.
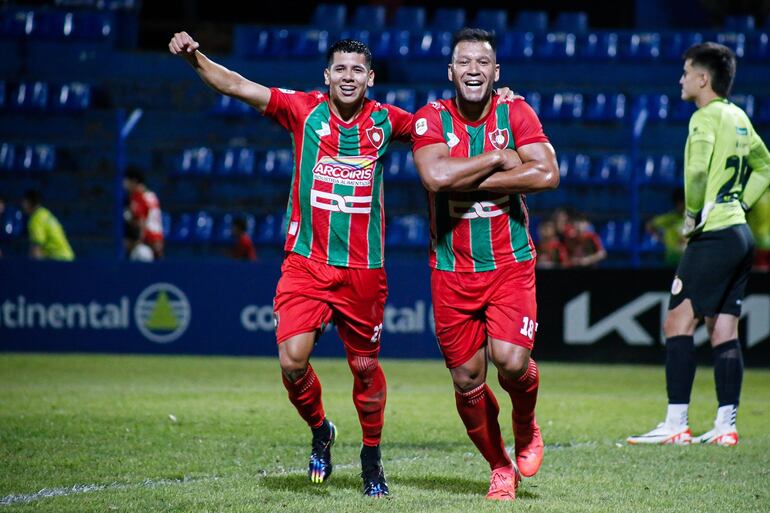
[628,42,770,447]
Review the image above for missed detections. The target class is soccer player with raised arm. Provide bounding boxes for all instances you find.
[169,33,413,497]
[411,29,559,500]
[628,43,770,447]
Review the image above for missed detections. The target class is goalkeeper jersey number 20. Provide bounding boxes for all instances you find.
[265,88,412,269]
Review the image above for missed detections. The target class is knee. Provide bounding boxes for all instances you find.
[279,351,308,381]
[497,353,529,380]
[452,371,485,393]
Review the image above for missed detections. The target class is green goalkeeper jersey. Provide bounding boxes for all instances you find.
[684,98,770,235]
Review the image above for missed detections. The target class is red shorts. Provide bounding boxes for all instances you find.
[431,259,537,369]
[273,252,388,357]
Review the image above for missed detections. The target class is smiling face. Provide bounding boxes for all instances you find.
[324,51,374,108]
[679,59,707,102]
[449,40,499,104]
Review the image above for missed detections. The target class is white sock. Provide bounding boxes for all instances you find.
[716,405,737,430]
[665,404,689,429]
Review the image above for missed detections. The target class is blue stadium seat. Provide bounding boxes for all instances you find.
[255,213,284,245]
[311,4,346,31]
[640,232,664,253]
[217,147,256,177]
[670,98,696,122]
[558,153,591,183]
[758,97,770,125]
[747,32,769,62]
[429,8,466,32]
[537,32,577,60]
[386,215,428,248]
[584,93,626,122]
[553,12,588,34]
[640,155,678,184]
[541,92,583,121]
[0,207,24,240]
[212,95,254,117]
[402,151,419,182]
[496,31,535,60]
[594,154,630,182]
[33,10,114,42]
[519,91,541,115]
[619,32,661,60]
[730,94,755,118]
[11,82,49,111]
[233,26,272,58]
[423,88,453,105]
[392,6,426,32]
[292,29,330,57]
[371,30,410,58]
[0,143,15,171]
[473,9,508,34]
[578,32,618,60]
[169,213,193,243]
[0,8,34,39]
[260,149,293,179]
[600,219,632,251]
[716,32,745,58]
[351,6,385,31]
[337,29,371,47]
[31,144,56,172]
[161,212,171,239]
[633,94,669,123]
[383,151,418,182]
[661,31,703,61]
[379,88,417,112]
[410,30,452,58]
[514,10,548,33]
[53,82,91,111]
[177,147,214,176]
[0,81,5,110]
[215,213,234,244]
[724,15,755,32]
[192,211,213,243]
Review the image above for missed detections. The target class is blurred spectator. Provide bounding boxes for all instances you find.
[536,220,568,268]
[123,166,165,259]
[21,189,75,261]
[552,207,576,245]
[231,216,257,261]
[646,188,686,267]
[566,213,606,267]
[124,222,154,262]
[747,188,770,271]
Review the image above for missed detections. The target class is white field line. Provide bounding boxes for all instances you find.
[0,442,595,506]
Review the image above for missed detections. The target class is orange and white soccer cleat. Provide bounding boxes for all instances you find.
[693,425,739,446]
[486,464,521,501]
[515,421,544,477]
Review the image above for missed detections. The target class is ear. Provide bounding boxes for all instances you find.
[323,67,330,86]
[367,69,375,87]
[447,63,453,83]
[494,63,500,82]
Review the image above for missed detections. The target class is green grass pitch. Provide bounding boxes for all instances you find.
[1,353,768,512]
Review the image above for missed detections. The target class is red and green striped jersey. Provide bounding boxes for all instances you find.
[265,88,412,268]
[411,96,549,272]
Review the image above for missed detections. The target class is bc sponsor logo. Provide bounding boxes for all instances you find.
[449,196,510,219]
[311,190,372,214]
[134,283,191,343]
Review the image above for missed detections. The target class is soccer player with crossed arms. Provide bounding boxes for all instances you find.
[412,28,559,500]
[169,31,520,496]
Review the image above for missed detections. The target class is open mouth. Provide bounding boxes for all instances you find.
[464,80,484,91]
[339,85,357,96]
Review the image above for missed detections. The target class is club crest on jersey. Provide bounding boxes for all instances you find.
[488,128,510,150]
[366,126,385,149]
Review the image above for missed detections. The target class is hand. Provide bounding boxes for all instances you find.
[169,31,200,57]
[682,211,699,237]
[496,87,525,102]
[499,148,523,170]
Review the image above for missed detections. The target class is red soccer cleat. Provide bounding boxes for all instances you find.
[515,420,544,477]
[486,464,520,501]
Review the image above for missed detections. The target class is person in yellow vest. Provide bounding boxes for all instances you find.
[21,189,75,261]
[747,187,770,271]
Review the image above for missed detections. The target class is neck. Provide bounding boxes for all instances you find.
[330,97,365,123]
[695,90,720,109]
[455,95,493,122]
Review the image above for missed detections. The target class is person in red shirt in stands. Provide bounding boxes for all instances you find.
[566,213,606,267]
[536,220,568,268]
[231,216,257,261]
[123,166,165,259]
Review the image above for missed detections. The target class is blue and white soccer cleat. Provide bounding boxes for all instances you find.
[361,461,389,498]
[308,420,337,483]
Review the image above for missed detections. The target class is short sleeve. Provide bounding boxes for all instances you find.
[264,88,321,131]
[411,104,449,152]
[509,99,549,148]
[386,105,414,143]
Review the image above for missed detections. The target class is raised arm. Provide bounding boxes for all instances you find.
[476,142,559,194]
[169,31,271,112]
[413,143,520,193]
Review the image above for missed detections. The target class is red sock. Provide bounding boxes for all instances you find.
[347,354,387,446]
[455,384,511,470]
[498,358,539,430]
[282,364,325,429]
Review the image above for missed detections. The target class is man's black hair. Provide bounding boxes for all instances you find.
[124,165,146,184]
[452,27,497,54]
[326,39,372,68]
[683,42,736,97]
[232,216,248,232]
[23,189,41,207]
